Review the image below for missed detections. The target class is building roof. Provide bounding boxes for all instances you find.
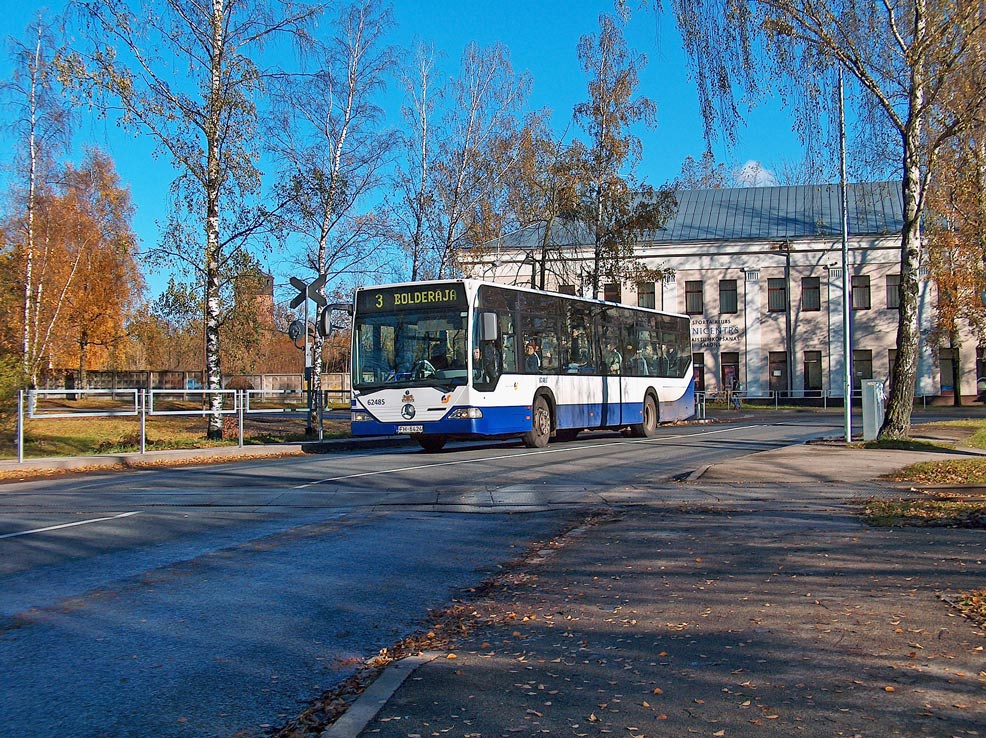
[491,181,903,249]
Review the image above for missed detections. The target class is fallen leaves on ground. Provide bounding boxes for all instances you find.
[859,498,986,528]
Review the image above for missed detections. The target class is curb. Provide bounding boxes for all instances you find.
[320,652,442,738]
[686,464,711,481]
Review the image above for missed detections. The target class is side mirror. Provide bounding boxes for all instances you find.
[317,302,353,338]
[479,311,499,341]
[317,308,332,338]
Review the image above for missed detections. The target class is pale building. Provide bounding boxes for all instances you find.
[464,181,986,402]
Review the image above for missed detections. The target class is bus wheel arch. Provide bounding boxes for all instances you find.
[522,390,554,448]
[415,434,448,452]
[630,390,660,438]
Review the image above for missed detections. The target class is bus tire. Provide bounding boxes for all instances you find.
[416,435,447,452]
[630,394,659,438]
[523,395,551,448]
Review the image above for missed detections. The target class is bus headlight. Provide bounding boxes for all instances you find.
[351,411,373,422]
[448,407,483,420]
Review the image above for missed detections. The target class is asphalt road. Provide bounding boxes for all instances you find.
[0,416,840,738]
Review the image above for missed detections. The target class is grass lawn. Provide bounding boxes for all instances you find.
[874,417,986,485]
[860,418,986,530]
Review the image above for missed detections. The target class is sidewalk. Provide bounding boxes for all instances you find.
[312,437,986,738]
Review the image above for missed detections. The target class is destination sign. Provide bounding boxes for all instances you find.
[357,284,468,312]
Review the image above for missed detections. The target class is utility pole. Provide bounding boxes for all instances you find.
[839,66,853,444]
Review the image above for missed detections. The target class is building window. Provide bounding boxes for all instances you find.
[558,284,577,296]
[804,350,822,392]
[685,280,704,315]
[853,349,873,389]
[769,351,789,393]
[767,278,787,312]
[851,275,871,310]
[801,277,821,311]
[604,283,621,303]
[637,282,655,309]
[719,279,738,314]
[721,351,739,392]
[886,274,901,309]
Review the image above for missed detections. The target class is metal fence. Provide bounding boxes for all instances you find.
[695,387,936,413]
[14,387,352,463]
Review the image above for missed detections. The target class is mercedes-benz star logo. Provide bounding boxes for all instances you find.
[401,403,415,419]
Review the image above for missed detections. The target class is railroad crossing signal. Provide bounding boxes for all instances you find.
[288,274,328,309]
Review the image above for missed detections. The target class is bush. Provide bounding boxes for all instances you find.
[0,355,25,435]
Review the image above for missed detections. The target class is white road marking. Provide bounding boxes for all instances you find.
[294,425,763,488]
[0,511,143,540]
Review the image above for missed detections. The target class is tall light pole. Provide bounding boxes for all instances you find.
[839,66,853,443]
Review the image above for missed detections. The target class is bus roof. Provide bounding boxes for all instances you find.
[353,278,689,320]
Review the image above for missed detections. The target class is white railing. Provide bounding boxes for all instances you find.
[27,388,140,418]
[14,387,349,463]
[147,389,239,415]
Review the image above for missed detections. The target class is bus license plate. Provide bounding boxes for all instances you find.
[397,425,423,434]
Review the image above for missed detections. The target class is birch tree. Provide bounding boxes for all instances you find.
[925,131,986,402]
[574,11,676,297]
[2,13,72,386]
[500,115,585,290]
[431,41,531,277]
[270,0,395,435]
[391,40,441,281]
[61,0,318,438]
[1,150,137,385]
[662,0,986,438]
[59,150,141,385]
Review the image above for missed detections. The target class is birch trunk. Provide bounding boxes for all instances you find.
[22,25,43,386]
[880,131,925,438]
[204,0,226,439]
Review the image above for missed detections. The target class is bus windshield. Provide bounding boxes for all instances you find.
[353,308,469,390]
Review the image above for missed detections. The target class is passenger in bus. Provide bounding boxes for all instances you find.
[525,341,541,373]
[472,347,486,383]
[666,344,680,375]
[567,330,590,372]
[605,341,622,375]
[641,344,659,377]
[625,345,648,376]
[657,344,670,375]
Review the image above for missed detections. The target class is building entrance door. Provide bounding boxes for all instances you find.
[769,352,788,395]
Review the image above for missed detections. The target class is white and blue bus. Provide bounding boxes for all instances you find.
[349,279,693,451]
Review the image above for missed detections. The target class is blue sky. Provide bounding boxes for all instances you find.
[1,0,803,300]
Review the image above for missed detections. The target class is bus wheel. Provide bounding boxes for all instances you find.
[523,396,551,448]
[417,435,447,452]
[630,394,659,438]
